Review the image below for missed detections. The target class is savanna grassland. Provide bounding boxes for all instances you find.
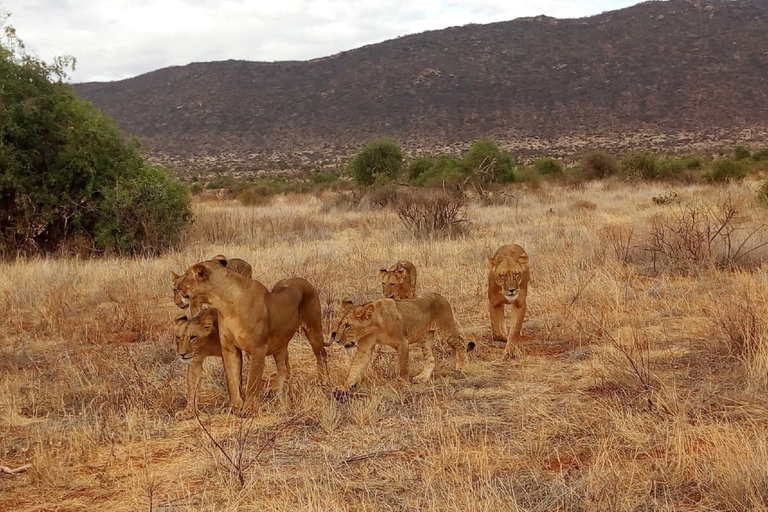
[2,179,768,511]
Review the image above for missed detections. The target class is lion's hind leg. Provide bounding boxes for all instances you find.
[301,324,329,385]
[412,332,436,384]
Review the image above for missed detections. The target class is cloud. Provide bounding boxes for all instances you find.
[3,0,641,82]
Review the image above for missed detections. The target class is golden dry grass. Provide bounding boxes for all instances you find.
[2,181,768,511]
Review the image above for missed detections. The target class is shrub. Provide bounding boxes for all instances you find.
[95,166,192,255]
[758,181,768,205]
[189,182,204,195]
[533,157,564,176]
[407,157,435,182]
[733,145,751,161]
[311,172,339,185]
[621,152,659,179]
[348,138,403,186]
[705,159,748,183]
[752,148,768,161]
[393,188,469,238]
[414,155,464,187]
[580,150,619,180]
[0,26,191,256]
[461,139,515,185]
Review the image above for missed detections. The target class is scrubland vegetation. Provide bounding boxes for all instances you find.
[3,176,768,510]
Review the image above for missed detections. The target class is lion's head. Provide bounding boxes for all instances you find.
[173,309,218,362]
[378,261,416,299]
[487,252,529,303]
[326,299,377,348]
[170,271,196,309]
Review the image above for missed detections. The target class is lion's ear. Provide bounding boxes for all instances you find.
[212,255,228,267]
[517,253,529,267]
[173,314,188,326]
[378,267,388,278]
[341,298,355,309]
[199,310,216,334]
[355,304,375,321]
[192,264,209,281]
[486,256,497,269]
[170,271,180,281]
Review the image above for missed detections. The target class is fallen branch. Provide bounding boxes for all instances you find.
[1,463,32,475]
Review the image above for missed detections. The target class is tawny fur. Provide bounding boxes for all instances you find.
[379,260,418,299]
[327,293,473,391]
[171,255,252,316]
[487,244,530,358]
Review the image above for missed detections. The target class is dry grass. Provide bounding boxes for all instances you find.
[2,182,768,510]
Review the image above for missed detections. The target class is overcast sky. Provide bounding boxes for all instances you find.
[3,0,642,83]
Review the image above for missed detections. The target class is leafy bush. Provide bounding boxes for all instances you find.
[733,145,751,161]
[752,148,768,162]
[580,150,619,180]
[705,159,748,183]
[348,138,403,186]
[414,155,464,187]
[407,157,435,182]
[461,139,515,184]
[533,157,564,176]
[621,152,659,179]
[0,26,191,256]
[311,172,339,185]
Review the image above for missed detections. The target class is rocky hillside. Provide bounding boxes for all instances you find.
[74,0,768,172]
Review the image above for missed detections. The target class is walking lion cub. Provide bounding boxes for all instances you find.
[327,292,475,392]
[379,260,418,299]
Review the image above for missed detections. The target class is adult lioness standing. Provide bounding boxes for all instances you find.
[487,244,530,358]
[379,260,418,299]
[177,258,328,416]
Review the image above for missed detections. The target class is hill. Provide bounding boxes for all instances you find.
[74,0,768,172]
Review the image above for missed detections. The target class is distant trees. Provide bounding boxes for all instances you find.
[0,18,191,256]
[347,138,403,186]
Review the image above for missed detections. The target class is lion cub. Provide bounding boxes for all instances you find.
[379,260,418,299]
[171,255,252,316]
[327,293,475,391]
[487,244,530,358]
[172,308,228,420]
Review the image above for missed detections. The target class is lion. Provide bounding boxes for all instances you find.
[487,244,530,358]
[171,255,252,316]
[326,292,475,392]
[172,308,230,420]
[175,258,327,416]
[379,260,418,299]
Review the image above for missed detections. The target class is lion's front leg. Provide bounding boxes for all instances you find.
[396,338,410,382]
[339,337,376,392]
[243,343,268,416]
[176,358,204,420]
[220,343,244,415]
[504,298,527,359]
[489,301,506,341]
[413,332,435,384]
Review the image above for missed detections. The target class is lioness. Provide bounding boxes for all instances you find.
[326,293,475,391]
[487,244,530,358]
[379,260,418,299]
[172,308,229,420]
[176,258,327,416]
[171,255,252,316]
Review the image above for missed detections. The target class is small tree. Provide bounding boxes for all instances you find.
[534,157,564,176]
[580,150,619,180]
[348,138,403,186]
[461,138,515,184]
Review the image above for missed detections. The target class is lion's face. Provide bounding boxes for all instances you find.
[327,300,375,348]
[490,259,526,302]
[171,272,194,309]
[173,310,217,362]
[379,268,407,299]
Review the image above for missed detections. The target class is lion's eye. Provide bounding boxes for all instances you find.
[514,272,520,279]
[174,336,181,341]
[344,324,351,330]
[189,336,198,342]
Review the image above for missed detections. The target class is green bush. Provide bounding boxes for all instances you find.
[705,159,748,182]
[580,150,619,180]
[733,145,751,161]
[348,138,403,186]
[752,148,768,161]
[311,172,339,185]
[189,182,204,195]
[414,155,464,187]
[621,152,659,179]
[0,27,191,256]
[533,157,564,176]
[95,166,192,255]
[461,139,515,184]
[407,157,435,182]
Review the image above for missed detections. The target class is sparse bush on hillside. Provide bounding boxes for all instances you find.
[752,147,768,161]
[621,152,659,179]
[580,150,619,180]
[533,157,564,176]
[733,145,751,161]
[461,138,515,184]
[705,159,748,183]
[393,187,469,238]
[311,171,339,185]
[0,24,191,256]
[414,155,464,186]
[348,138,403,186]
[407,157,435,181]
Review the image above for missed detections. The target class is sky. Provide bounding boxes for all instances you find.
[2,0,643,83]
